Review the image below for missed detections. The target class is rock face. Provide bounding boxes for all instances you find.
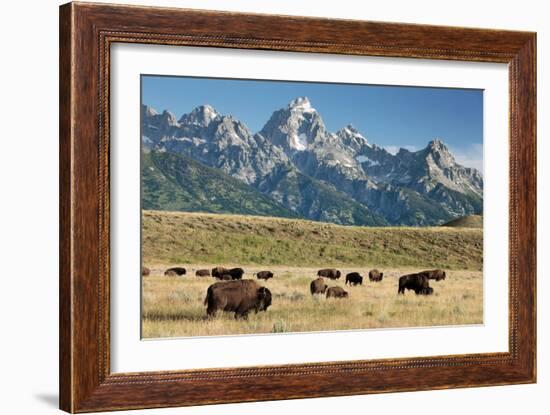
[141,97,483,226]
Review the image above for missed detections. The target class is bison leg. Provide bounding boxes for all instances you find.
[235,310,249,320]
[234,303,250,320]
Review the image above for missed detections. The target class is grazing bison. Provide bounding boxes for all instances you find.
[227,267,245,280]
[368,269,384,282]
[204,280,272,319]
[256,271,274,280]
[326,286,349,299]
[211,266,229,279]
[345,272,363,286]
[398,274,430,295]
[310,277,328,295]
[141,266,150,277]
[164,267,186,276]
[195,269,210,277]
[419,269,447,281]
[317,268,341,280]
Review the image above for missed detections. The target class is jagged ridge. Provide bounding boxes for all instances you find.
[141,96,483,226]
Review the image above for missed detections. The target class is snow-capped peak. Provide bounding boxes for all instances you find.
[343,124,359,134]
[178,104,220,126]
[336,124,371,148]
[424,138,455,169]
[160,110,179,127]
[288,96,316,114]
[342,124,364,137]
[200,104,218,118]
[427,138,448,152]
[142,105,159,117]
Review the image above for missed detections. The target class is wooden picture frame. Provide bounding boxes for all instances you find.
[59,2,536,412]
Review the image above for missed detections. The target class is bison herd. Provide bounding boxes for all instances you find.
[143,265,447,319]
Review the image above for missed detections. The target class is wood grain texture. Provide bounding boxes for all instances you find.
[59,2,537,412]
[59,3,73,412]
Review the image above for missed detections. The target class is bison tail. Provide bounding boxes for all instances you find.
[204,287,212,307]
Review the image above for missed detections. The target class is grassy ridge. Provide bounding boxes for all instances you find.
[442,215,483,228]
[142,210,483,270]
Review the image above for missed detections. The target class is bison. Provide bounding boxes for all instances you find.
[317,268,341,280]
[195,269,211,277]
[256,271,274,280]
[419,269,446,281]
[310,277,328,295]
[326,286,349,299]
[227,267,244,280]
[204,280,272,319]
[369,269,383,282]
[345,272,363,286]
[141,266,150,277]
[398,273,430,295]
[164,267,186,276]
[212,267,243,280]
[211,266,228,279]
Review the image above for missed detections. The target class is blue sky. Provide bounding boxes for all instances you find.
[142,75,483,171]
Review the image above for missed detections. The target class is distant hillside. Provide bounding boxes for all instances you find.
[142,151,298,218]
[142,210,483,270]
[442,215,483,228]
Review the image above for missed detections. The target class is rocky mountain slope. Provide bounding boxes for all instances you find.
[141,97,483,226]
[142,151,297,218]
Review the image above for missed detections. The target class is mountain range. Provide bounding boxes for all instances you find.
[141,97,483,226]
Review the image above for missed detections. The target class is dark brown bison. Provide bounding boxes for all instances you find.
[398,273,430,295]
[141,266,150,276]
[164,267,186,276]
[227,267,244,280]
[317,268,341,280]
[204,280,272,319]
[256,271,274,280]
[345,272,363,286]
[195,269,210,277]
[211,266,228,279]
[310,277,328,295]
[326,286,349,299]
[419,269,447,281]
[369,269,383,282]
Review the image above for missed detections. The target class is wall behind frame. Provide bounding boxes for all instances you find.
[0,0,546,414]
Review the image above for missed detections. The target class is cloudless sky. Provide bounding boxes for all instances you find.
[142,75,483,171]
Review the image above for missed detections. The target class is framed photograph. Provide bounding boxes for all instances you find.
[59,2,536,412]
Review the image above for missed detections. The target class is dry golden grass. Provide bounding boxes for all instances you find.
[142,265,483,338]
[141,211,483,338]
